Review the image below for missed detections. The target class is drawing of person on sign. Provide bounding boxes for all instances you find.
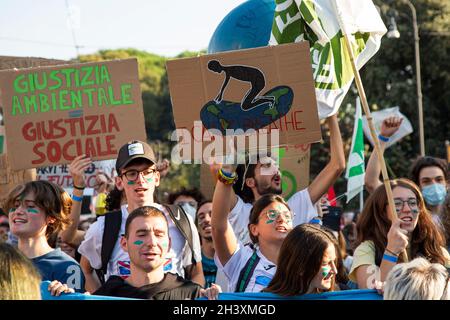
[201,60,294,134]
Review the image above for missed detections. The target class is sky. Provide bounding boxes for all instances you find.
[0,0,247,60]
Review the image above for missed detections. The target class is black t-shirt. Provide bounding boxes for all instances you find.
[94,273,202,300]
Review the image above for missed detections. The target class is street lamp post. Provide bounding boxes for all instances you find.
[401,0,425,156]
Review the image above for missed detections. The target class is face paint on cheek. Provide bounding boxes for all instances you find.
[266,220,275,224]
[322,266,332,278]
[146,178,153,183]
[411,208,419,215]
[161,241,168,248]
[127,181,136,185]
[9,208,15,214]
[27,208,40,214]
[133,240,144,246]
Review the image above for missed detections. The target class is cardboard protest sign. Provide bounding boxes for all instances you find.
[277,144,310,200]
[0,56,66,202]
[36,159,116,189]
[166,42,321,163]
[200,164,215,200]
[0,58,146,170]
[0,153,36,203]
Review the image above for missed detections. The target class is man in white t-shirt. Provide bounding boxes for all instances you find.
[78,140,204,292]
[223,115,346,244]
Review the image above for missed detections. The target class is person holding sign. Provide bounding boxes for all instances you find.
[213,114,345,244]
[349,178,450,289]
[5,180,85,293]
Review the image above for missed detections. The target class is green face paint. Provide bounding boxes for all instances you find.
[161,241,168,248]
[9,208,15,214]
[27,208,40,214]
[133,240,143,246]
[146,178,153,183]
[127,181,136,185]
[266,219,275,224]
[322,266,332,278]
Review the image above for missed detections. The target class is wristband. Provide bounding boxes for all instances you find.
[383,253,398,263]
[217,168,237,185]
[385,248,399,257]
[378,134,390,142]
[73,184,86,190]
[72,194,83,202]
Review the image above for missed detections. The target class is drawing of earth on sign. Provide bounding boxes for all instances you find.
[200,60,293,134]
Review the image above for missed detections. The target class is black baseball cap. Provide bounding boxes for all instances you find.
[115,140,156,172]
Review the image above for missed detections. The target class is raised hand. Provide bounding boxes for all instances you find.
[380,116,403,138]
[68,155,92,188]
[386,219,409,256]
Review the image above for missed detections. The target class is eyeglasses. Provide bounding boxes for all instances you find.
[262,209,294,221]
[120,168,157,182]
[393,197,418,213]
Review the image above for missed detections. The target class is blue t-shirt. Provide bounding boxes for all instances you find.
[32,248,85,293]
[201,252,217,288]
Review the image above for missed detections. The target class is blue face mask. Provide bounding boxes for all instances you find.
[179,202,197,219]
[422,183,447,206]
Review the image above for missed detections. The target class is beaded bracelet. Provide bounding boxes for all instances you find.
[217,168,237,185]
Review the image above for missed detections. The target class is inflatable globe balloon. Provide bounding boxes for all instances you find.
[208,0,275,54]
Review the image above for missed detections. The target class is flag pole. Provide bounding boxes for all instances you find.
[333,1,408,261]
[341,34,408,261]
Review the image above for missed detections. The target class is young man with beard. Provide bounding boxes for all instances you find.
[214,114,345,243]
[77,140,204,292]
[195,200,216,288]
[94,206,220,299]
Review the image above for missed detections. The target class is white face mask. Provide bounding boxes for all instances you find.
[422,183,447,206]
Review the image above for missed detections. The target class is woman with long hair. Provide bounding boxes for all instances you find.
[0,243,42,300]
[349,178,450,288]
[212,177,294,292]
[264,224,338,295]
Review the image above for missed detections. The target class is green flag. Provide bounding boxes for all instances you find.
[346,98,365,203]
[270,0,386,119]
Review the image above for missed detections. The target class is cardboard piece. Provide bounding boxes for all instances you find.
[36,159,116,189]
[200,164,216,200]
[277,144,310,200]
[0,58,146,170]
[166,42,321,163]
[0,56,67,202]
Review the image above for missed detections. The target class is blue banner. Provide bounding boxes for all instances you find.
[41,281,382,300]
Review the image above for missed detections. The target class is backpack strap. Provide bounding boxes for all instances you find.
[164,204,197,266]
[235,249,260,292]
[97,210,122,284]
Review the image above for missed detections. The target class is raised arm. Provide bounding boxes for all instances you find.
[209,162,238,211]
[365,116,403,194]
[60,155,92,244]
[211,170,239,266]
[308,114,346,204]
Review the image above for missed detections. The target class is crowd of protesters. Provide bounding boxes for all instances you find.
[1,115,449,301]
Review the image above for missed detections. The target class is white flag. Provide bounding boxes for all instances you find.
[270,0,387,119]
[346,98,365,203]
